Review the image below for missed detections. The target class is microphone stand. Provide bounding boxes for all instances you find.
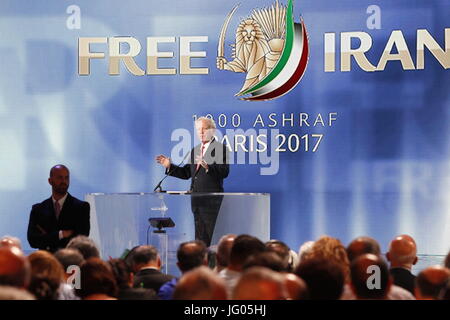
[154,151,191,192]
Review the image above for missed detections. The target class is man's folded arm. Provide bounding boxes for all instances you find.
[27,209,59,248]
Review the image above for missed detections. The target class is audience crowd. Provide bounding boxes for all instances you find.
[0,233,449,300]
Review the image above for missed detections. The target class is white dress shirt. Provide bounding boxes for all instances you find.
[201,140,212,157]
[200,140,212,173]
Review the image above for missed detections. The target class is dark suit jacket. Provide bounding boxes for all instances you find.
[27,193,90,252]
[167,139,229,192]
[390,267,416,295]
[133,268,174,293]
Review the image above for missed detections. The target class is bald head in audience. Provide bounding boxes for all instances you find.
[232,267,287,300]
[215,234,236,272]
[398,234,416,245]
[415,266,450,300]
[0,246,30,288]
[282,273,309,300]
[0,236,22,250]
[173,266,227,300]
[386,235,418,269]
[347,237,381,262]
[350,254,391,300]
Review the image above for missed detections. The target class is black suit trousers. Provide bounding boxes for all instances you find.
[191,195,223,247]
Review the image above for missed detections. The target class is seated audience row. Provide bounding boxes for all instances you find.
[0,233,449,300]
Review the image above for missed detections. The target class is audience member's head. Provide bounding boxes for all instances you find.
[128,245,160,273]
[298,241,314,262]
[108,258,157,300]
[398,234,416,246]
[415,265,450,300]
[350,253,391,300]
[1,232,443,301]
[346,236,381,262]
[295,257,345,300]
[76,258,118,300]
[54,248,85,280]
[0,246,30,288]
[0,236,22,250]
[282,273,309,300]
[0,286,35,300]
[243,252,286,272]
[444,251,450,269]
[108,258,133,290]
[228,235,266,271]
[215,234,237,271]
[66,236,100,260]
[232,267,287,300]
[173,266,227,300]
[307,236,350,281]
[386,235,418,270]
[28,250,65,300]
[265,240,291,271]
[177,240,208,273]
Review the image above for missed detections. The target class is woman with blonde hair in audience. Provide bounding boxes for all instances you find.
[304,236,350,282]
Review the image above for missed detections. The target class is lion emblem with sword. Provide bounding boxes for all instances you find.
[216,0,287,96]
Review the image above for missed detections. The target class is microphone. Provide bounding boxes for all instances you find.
[154,151,191,192]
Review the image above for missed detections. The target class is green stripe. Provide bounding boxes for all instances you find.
[239,0,295,95]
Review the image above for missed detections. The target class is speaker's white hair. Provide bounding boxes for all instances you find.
[195,117,216,130]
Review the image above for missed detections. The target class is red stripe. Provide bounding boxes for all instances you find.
[244,22,309,101]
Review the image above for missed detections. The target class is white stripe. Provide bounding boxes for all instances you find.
[249,23,304,97]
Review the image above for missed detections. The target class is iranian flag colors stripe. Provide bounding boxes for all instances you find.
[238,0,295,96]
[243,20,309,101]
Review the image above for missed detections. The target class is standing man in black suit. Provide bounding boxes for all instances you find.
[386,234,418,295]
[156,117,229,247]
[27,164,90,252]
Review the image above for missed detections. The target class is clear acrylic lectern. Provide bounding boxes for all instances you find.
[85,192,270,276]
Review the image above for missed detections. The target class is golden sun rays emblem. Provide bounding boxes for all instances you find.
[216,0,309,101]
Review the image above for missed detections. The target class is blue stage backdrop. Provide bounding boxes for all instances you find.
[0,0,449,255]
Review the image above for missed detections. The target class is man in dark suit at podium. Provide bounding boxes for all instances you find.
[156,117,229,246]
[27,164,90,252]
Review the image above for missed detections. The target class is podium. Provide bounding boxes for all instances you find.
[85,192,270,276]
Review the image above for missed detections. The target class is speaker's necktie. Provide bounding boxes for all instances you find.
[54,201,61,220]
[196,143,205,171]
